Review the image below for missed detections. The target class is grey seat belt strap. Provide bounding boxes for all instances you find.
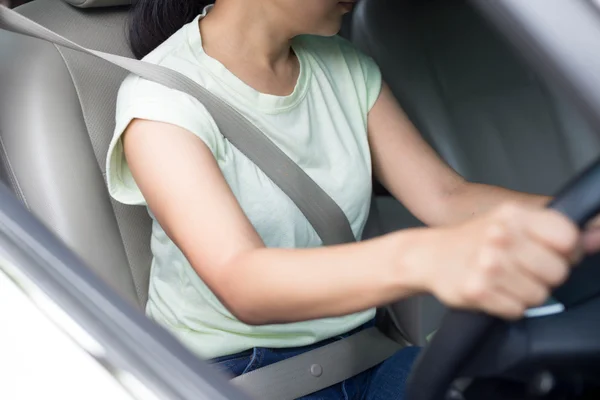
[0,6,403,400]
[0,5,355,246]
[230,327,405,400]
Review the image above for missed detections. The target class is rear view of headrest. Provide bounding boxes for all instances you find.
[64,0,131,8]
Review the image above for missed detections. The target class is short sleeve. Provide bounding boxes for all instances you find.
[358,51,383,112]
[310,35,383,114]
[106,74,221,206]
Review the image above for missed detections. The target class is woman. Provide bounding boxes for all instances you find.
[106,0,600,398]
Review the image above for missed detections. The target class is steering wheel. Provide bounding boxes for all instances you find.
[406,157,600,400]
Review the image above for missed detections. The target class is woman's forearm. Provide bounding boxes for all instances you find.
[213,184,550,326]
[213,228,435,325]
[437,182,551,226]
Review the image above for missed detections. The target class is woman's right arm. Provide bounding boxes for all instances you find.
[123,119,581,325]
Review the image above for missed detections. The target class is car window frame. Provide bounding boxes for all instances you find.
[0,183,249,400]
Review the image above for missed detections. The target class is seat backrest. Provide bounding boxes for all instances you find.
[351,0,600,344]
[0,0,148,307]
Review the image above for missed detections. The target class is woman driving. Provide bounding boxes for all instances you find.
[106,1,600,398]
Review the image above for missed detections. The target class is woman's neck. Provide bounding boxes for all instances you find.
[202,0,295,70]
[199,0,301,96]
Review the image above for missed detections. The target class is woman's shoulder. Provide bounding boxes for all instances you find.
[294,34,371,65]
[116,49,213,126]
[295,34,382,115]
[140,19,195,66]
[294,34,380,86]
[119,18,208,103]
[111,23,222,166]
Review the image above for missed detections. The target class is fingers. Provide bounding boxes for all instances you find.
[476,290,527,321]
[495,273,550,311]
[521,207,581,259]
[494,204,582,269]
[469,245,549,315]
[437,203,583,320]
[450,269,526,320]
[461,204,580,319]
[511,237,571,288]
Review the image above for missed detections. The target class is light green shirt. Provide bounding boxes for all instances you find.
[106,8,383,359]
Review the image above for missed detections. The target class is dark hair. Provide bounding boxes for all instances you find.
[128,0,215,59]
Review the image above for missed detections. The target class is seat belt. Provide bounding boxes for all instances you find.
[231,327,405,400]
[0,6,405,399]
[0,5,355,247]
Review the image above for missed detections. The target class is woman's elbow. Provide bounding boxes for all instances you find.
[210,266,273,326]
[225,299,271,326]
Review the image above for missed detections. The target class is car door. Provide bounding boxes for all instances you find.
[0,183,250,400]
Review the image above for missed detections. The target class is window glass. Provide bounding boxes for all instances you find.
[0,259,153,400]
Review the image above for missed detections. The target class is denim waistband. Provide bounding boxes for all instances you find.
[211,318,376,364]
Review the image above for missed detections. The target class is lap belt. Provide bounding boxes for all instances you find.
[0,6,404,399]
[230,327,405,400]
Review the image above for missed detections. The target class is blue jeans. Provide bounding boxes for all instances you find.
[210,322,421,400]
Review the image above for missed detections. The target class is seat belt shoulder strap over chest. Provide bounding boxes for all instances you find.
[0,4,355,246]
[0,6,404,400]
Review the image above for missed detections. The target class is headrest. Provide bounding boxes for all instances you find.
[63,0,131,8]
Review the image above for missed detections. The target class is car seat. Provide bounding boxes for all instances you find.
[351,0,600,344]
[0,0,150,307]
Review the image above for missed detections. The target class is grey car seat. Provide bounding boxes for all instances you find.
[0,0,150,307]
[351,0,600,343]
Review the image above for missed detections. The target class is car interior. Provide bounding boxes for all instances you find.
[2,0,600,399]
[351,0,600,344]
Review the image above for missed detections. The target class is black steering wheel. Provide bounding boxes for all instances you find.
[406,157,600,400]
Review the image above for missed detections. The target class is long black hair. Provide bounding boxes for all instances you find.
[128,0,215,59]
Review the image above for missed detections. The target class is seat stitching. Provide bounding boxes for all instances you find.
[0,132,29,209]
[52,43,140,302]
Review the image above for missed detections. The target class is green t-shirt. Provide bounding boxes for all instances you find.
[106,7,382,359]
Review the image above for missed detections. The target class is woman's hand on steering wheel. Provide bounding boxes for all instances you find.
[417,203,582,320]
